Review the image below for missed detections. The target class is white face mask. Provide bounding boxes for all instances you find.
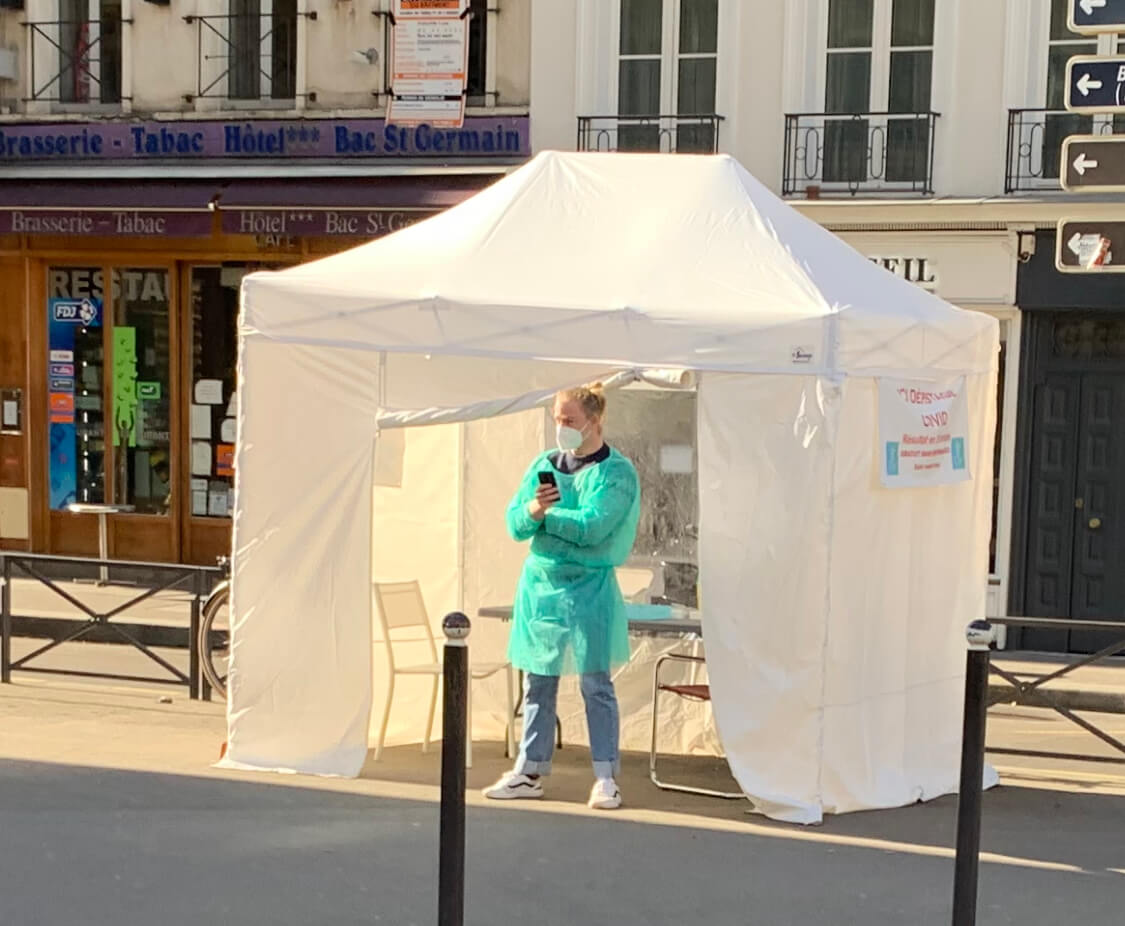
[556,424,586,452]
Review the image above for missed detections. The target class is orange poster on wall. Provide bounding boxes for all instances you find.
[216,443,235,477]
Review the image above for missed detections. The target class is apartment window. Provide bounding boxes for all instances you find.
[823,0,934,184]
[229,0,297,101]
[29,0,122,104]
[466,0,487,100]
[617,0,719,152]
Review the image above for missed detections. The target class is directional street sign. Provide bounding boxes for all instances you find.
[1065,56,1125,112]
[1069,0,1125,33]
[1061,135,1125,191]
[1056,220,1125,273]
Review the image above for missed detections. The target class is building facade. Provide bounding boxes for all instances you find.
[530,0,1125,652]
[0,0,530,564]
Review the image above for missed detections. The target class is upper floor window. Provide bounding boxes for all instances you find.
[823,0,935,183]
[28,0,122,106]
[228,0,298,102]
[615,0,719,152]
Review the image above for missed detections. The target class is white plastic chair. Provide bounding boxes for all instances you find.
[616,566,656,603]
[373,580,515,767]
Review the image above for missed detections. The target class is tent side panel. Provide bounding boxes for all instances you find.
[820,372,997,813]
[698,374,835,824]
[224,339,378,776]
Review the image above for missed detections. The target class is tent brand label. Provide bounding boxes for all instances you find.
[878,377,971,489]
[790,346,814,364]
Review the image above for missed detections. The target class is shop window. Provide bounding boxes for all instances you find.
[111,269,172,515]
[46,266,171,514]
[188,266,249,520]
[47,266,106,509]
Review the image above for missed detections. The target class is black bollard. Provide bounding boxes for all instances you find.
[439,612,470,926]
[951,619,996,926]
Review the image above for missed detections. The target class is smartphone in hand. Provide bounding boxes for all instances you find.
[537,471,558,489]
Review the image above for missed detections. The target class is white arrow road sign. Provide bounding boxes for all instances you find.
[1081,0,1107,15]
[1077,72,1104,95]
[1073,152,1100,175]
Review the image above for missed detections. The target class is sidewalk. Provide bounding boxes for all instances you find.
[1,678,1123,925]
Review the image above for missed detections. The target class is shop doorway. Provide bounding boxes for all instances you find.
[1019,314,1125,652]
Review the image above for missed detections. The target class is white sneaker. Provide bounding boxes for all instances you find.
[587,777,622,810]
[482,771,544,800]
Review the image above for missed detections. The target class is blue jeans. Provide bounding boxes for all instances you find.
[514,672,620,779]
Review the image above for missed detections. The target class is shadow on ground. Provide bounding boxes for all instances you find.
[1,749,1121,926]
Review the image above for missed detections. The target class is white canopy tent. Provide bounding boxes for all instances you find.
[223,151,998,824]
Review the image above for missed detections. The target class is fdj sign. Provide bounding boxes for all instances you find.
[52,299,99,326]
[1066,56,1125,112]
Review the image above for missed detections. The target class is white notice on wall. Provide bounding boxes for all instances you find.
[208,486,229,518]
[387,17,468,127]
[2,400,16,428]
[878,377,971,489]
[191,490,208,516]
[194,379,224,405]
[190,404,212,440]
[220,418,236,442]
[191,441,212,477]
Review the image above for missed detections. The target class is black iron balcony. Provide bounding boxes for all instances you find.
[577,115,724,155]
[24,16,126,104]
[1005,108,1125,193]
[183,11,315,103]
[783,111,939,196]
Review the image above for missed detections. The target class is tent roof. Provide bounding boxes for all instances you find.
[242,151,996,376]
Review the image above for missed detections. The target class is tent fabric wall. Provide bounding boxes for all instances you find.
[819,373,998,815]
[697,372,996,824]
[221,341,379,776]
[698,374,837,823]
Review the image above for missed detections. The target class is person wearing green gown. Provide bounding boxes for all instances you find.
[484,383,640,810]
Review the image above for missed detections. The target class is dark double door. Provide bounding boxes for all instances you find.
[1021,316,1125,652]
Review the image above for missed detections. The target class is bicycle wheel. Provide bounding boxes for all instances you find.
[199,581,230,700]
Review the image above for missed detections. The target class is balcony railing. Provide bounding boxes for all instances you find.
[576,115,724,155]
[183,11,315,104]
[24,17,125,104]
[783,112,940,196]
[1006,108,1125,193]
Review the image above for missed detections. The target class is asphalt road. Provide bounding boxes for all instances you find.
[1,681,1123,926]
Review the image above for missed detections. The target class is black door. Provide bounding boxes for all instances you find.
[1022,335,1125,652]
[1070,374,1125,651]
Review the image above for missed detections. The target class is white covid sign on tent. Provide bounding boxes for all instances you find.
[878,377,971,488]
[387,0,469,128]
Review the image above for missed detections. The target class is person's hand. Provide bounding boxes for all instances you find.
[528,484,560,521]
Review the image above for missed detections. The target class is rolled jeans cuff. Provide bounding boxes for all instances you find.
[592,759,619,780]
[515,758,552,777]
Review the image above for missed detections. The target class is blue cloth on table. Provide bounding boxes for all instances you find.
[624,603,675,622]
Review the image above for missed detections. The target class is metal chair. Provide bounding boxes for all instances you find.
[649,652,743,799]
[373,580,515,766]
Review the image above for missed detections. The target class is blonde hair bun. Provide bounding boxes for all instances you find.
[559,382,608,419]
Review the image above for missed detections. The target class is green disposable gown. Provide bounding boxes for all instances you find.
[505,448,641,677]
